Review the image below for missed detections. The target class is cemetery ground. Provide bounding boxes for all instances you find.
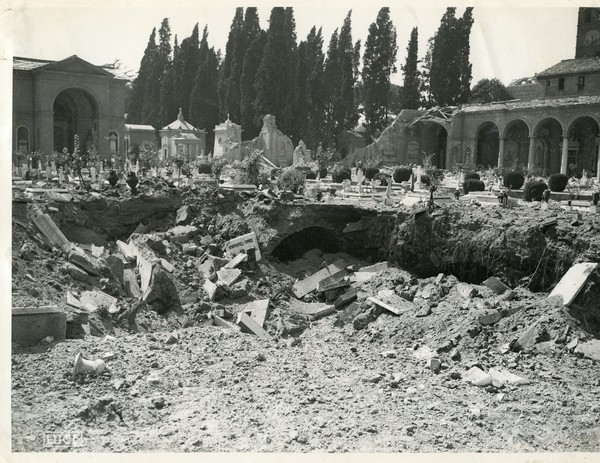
[10,176,600,453]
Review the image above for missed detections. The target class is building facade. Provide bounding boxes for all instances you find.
[347,7,600,178]
[13,55,127,164]
[159,108,206,162]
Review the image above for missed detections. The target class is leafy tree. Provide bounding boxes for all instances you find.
[253,7,297,136]
[401,27,420,109]
[138,142,160,170]
[468,78,513,103]
[240,30,267,140]
[362,7,398,142]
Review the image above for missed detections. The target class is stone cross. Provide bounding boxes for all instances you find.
[46,163,52,181]
[90,166,97,182]
[58,167,64,183]
[386,181,392,198]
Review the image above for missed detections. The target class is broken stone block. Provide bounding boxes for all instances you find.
[428,358,442,373]
[463,366,492,386]
[435,273,444,285]
[229,279,249,299]
[169,225,199,244]
[182,243,198,256]
[143,266,183,314]
[224,253,247,269]
[456,283,477,299]
[334,302,363,327]
[116,240,136,263]
[243,299,270,327]
[359,261,389,273]
[367,296,413,315]
[548,262,598,307]
[413,345,436,361]
[334,288,359,309]
[80,290,118,311]
[66,291,82,309]
[19,242,36,261]
[68,246,102,276]
[224,232,262,261]
[317,268,350,292]
[165,333,179,345]
[12,307,67,346]
[415,305,432,317]
[293,260,349,298]
[216,268,242,288]
[123,269,142,298]
[105,255,125,282]
[362,374,382,383]
[488,367,530,386]
[290,300,336,321]
[350,272,377,283]
[483,276,511,295]
[510,321,540,352]
[212,315,240,330]
[160,258,175,273]
[236,311,271,339]
[175,205,194,225]
[478,310,503,326]
[574,339,600,361]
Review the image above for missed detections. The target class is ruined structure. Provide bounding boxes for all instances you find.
[213,116,242,161]
[348,8,600,178]
[243,115,294,167]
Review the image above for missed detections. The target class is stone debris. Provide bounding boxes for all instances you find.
[290,300,336,321]
[293,260,349,298]
[548,262,598,306]
[216,268,242,288]
[334,288,358,308]
[68,246,103,276]
[223,253,248,269]
[242,299,270,327]
[236,312,271,339]
[488,367,530,386]
[463,366,493,387]
[483,276,511,295]
[367,296,412,316]
[224,232,262,261]
[79,290,117,311]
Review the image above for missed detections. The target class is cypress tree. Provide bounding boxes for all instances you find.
[337,11,359,132]
[253,7,297,136]
[160,35,181,126]
[218,8,244,121]
[401,27,420,109]
[240,30,267,140]
[361,7,398,142]
[304,27,325,150]
[179,24,201,120]
[128,27,158,123]
[322,28,340,146]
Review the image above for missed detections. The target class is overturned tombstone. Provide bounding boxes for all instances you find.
[129,236,182,314]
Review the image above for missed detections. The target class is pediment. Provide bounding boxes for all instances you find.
[37,56,113,77]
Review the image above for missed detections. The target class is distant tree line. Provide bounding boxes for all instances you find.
[127,7,511,151]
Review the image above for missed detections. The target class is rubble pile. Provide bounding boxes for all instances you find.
[10,179,600,452]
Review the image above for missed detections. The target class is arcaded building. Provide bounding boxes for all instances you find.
[351,7,600,178]
[12,55,128,163]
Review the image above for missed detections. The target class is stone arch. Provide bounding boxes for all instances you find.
[565,116,600,177]
[410,121,448,169]
[503,119,530,170]
[15,125,30,154]
[52,88,100,154]
[533,117,564,175]
[475,121,500,168]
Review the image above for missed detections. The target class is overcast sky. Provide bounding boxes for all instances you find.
[9,0,581,87]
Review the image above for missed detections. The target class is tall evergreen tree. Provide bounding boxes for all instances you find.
[304,27,325,150]
[292,40,309,145]
[425,7,474,107]
[179,24,201,120]
[401,27,420,109]
[240,30,267,140]
[128,27,158,123]
[322,28,340,145]
[160,35,182,125]
[337,11,359,132]
[218,8,244,121]
[253,7,297,136]
[361,7,398,142]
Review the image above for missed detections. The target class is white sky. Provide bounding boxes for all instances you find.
[7,0,584,87]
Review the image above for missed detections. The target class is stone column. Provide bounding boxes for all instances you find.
[560,136,569,175]
[497,137,506,169]
[527,136,537,171]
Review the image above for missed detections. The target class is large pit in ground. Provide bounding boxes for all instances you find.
[28,187,592,299]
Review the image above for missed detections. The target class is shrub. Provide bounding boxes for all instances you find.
[373,172,390,186]
[503,171,525,189]
[547,173,568,192]
[463,179,485,194]
[365,167,379,181]
[331,166,351,183]
[523,179,548,201]
[198,163,212,174]
[421,174,431,187]
[393,167,412,183]
[465,172,480,181]
[317,166,328,179]
[305,171,317,180]
[428,168,445,186]
[277,167,305,193]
